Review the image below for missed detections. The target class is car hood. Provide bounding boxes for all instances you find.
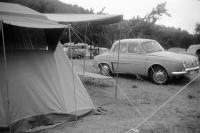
[148,51,196,62]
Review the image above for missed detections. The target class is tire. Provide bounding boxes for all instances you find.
[99,64,111,76]
[150,66,168,84]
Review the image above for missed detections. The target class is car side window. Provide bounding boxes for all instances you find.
[128,43,143,53]
[113,42,128,53]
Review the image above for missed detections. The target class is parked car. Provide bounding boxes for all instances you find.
[93,39,199,84]
[187,44,200,61]
[62,42,86,59]
[168,47,188,55]
[65,47,86,59]
[98,47,109,55]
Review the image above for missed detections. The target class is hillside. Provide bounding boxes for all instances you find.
[0,0,92,13]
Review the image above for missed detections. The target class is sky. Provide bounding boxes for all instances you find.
[59,0,200,34]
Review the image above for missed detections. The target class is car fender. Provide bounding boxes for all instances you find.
[94,55,113,70]
[146,61,181,77]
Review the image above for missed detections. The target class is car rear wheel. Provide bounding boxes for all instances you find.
[99,64,111,76]
[150,66,168,84]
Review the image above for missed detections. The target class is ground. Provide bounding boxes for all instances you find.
[47,59,200,133]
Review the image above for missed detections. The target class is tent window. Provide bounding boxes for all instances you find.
[4,24,48,50]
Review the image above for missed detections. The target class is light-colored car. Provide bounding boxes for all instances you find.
[62,42,86,59]
[99,47,109,55]
[94,39,199,84]
[168,47,188,55]
[187,44,200,61]
[65,47,86,59]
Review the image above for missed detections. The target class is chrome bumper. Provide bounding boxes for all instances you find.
[172,66,200,75]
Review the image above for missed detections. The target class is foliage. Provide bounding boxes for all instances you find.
[1,0,199,49]
[0,0,93,13]
[103,2,196,49]
[194,23,200,43]
[144,1,171,24]
[118,17,195,49]
[195,24,200,35]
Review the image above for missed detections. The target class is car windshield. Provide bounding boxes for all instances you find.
[142,41,164,53]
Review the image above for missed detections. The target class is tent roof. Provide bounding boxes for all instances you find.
[44,13,123,25]
[0,2,67,29]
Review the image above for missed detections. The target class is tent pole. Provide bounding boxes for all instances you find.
[82,23,88,82]
[1,19,11,132]
[69,25,77,122]
[115,19,122,100]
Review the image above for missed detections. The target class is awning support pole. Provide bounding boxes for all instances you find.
[82,23,88,82]
[1,19,11,132]
[115,18,122,100]
[69,25,77,122]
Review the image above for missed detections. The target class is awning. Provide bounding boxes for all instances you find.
[0,2,67,29]
[44,14,123,25]
[0,14,67,29]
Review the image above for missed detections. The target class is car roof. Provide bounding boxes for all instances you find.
[188,44,200,49]
[114,38,156,44]
[110,38,156,52]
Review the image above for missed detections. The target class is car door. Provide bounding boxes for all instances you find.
[125,42,147,75]
[110,41,129,73]
[115,42,130,73]
[111,41,146,75]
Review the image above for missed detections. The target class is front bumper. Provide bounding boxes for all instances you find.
[172,66,200,75]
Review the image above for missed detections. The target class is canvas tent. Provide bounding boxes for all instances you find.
[0,2,94,132]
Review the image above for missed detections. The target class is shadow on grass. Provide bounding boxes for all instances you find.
[169,76,192,86]
[112,73,150,81]
[112,73,193,86]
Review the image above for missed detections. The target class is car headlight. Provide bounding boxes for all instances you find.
[197,61,199,65]
[183,61,186,68]
[195,58,199,65]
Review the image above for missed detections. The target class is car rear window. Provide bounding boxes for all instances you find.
[142,41,164,53]
[128,43,143,53]
[113,42,128,53]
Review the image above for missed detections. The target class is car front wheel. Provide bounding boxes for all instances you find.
[99,64,111,76]
[150,66,168,84]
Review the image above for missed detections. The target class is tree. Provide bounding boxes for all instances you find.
[144,1,171,24]
[97,7,106,14]
[195,23,200,35]
[194,23,200,43]
[0,0,92,13]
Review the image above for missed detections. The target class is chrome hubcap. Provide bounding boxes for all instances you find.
[101,65,109,75]
[154,70,167,84]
